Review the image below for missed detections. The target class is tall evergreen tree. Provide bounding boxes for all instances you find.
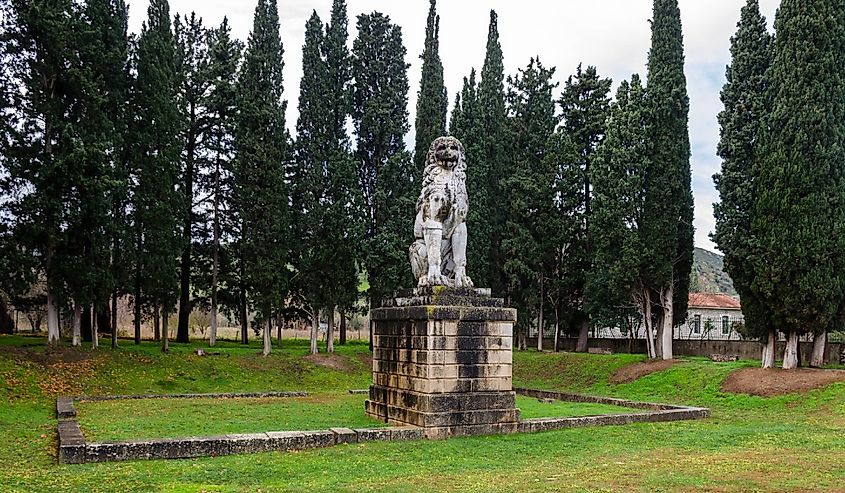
[474,11,507,291]
[0,0,85,346]
[199,17,242,347]
[501,57,558,351]
[82,0,132,349]
[645,0,693,360]
[752,0,845,369]
[588,76,653,355]
[131,0,182,349]
[235,0,289,356]
[413,0,447,175]
[712,0,773,366]
[174,12,210,343]
[352,12,413,304]
[557,64,611,352]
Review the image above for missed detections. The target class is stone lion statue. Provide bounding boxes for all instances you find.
[409,136,473,288]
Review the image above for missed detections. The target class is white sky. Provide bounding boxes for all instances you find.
[128,0,781,253]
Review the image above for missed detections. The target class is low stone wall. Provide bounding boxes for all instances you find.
[514,388,709,433]
[56,391,423,464]
[528,338,844,365]
[58,389,709,464]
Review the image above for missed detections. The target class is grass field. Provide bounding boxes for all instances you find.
[75,394,634,442]
[1,334,843,492]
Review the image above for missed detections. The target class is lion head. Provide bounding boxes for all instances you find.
[416,136,469,221]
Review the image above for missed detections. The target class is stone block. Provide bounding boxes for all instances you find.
[330,427,357,445]
[227,433,273,454]
[57,397,76,419]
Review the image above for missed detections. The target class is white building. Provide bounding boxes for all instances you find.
[681,292,744,341]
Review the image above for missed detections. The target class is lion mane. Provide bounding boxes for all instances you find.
[415,136,468,231]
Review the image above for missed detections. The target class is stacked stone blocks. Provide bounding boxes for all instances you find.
[365,287,521,439]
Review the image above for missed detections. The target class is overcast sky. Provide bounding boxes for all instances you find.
[128,0,781,253]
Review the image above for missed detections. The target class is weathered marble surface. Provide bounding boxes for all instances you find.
[409,137,474,288]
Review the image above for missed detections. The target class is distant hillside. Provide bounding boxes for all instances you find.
[690,248,737,297]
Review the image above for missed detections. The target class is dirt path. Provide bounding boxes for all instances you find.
[722,367,845,397]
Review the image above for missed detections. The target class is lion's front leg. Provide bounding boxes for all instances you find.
[422,221,449,286]
[451,222,473,288]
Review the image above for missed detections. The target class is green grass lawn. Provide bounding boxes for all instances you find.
[1,334,843,492]
[75,393,634,442]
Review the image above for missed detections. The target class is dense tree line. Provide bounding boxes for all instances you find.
[714,0,845,369]
[0,0,714,362]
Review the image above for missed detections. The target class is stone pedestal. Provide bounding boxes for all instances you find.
[365,287,520,439]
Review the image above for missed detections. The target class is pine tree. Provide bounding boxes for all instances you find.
[501,57,558,351]
[557,64,611,352]
[413,0,447,175]
[352,12,413,304]
[712,0,773,367]
[752,0,845,369]
[199,18,242,347]
[83,0,132,349]
[235,0,289,356]
[645,0,693,360]
[0,0,86,346]
[174,12,210,344]
[588,76,653,355]
[131,0,182,349]
[476,10,507,292]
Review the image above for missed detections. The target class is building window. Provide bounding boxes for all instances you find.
[721,316,730,335]
[693,315,701,334]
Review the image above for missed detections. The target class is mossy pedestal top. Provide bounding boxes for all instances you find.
[374,287,514,321]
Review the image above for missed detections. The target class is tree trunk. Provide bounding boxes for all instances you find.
[537,275,544,351]
[47,288,60,347]
[239,284,248,345]
[661,285,674,360]
[133,276,141,345]
[810,331,827,368]
[262,318,271,355]
[81,306,92,342]
[654,308,664,359]
[553,307,560,352]
[368,300,373,352]
[153,305,160,342]
[637,288,656,359]
[161,307,169,353]
[310,307,319,355]
[210,154,221,348]
[111,290,118,349]
[177,101,196,345]
[761,329,776,369]
[91,305,98,349]
[327,307,336,353]
[575,314,589,353]
[339,309,347,345]
[71,303,82,347]
[782,331,799,369]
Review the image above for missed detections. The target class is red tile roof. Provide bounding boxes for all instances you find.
[688,292,741,310]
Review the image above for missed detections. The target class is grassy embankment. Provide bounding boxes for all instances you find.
[0,334,843,492]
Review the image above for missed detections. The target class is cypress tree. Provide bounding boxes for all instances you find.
[752,0,845,369]
[712,0,773,366]
[0,0,85,346]
[588,76,652,350]
[131,0,182,348]
[413,0,447,175]
[83,0,132,349]
[174,12,210,343]
[322,0,360,350]
[199,18,242,347]
[557,64,611,352]
[501,57,558,351]
[645,0,693,360]
[352,12,413,305]
[475,11,506,291]
[235,0,289,356]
